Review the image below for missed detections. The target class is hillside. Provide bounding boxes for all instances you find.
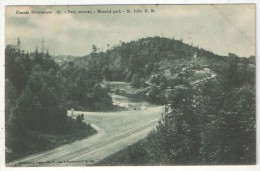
[5,36,255,165]
[90,37,256,165]
[75,37,224,79]
[74,36,254,80]
[72,36,255,104]
[5,43,114,162]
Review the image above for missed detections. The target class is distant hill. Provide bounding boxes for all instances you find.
[72,36,255,85]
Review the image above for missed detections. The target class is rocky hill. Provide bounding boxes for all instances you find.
[71,36,255,104]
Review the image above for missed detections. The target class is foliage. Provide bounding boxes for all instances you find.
[72,36,238,104]
[97,56,256,165]
[5,40,113,161]
[147,58,255,165]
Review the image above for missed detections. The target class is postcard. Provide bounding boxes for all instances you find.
[1,2,258,170]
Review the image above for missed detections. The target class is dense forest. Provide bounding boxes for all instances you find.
[5,36,256,165]
[99,57,256,165]
[74,37,255,104]
[5,39,113,161]
[90,37,255,165]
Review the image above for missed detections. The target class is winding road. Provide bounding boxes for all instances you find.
[8,90,162,167]
[7,73,216,167]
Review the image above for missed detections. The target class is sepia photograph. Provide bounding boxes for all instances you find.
[2,2,257,168]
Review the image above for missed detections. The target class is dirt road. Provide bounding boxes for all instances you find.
[8,101,162,166]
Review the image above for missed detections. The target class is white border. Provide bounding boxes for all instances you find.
[0,1,259,171]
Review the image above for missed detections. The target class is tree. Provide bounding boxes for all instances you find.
[217,56,239,92]
[5,80,17,123]
[148,85,160,103]
[16,38,21,53]
[132,74,141,88]
[102,66,112,81]
[9,88,41,131]
[125,71,133,82]
[92,44,97,53]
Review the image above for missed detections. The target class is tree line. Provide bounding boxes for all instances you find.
[74,37,255,105]
[75,37,255,165]
[5,39,113,161]
[98,56,256,165]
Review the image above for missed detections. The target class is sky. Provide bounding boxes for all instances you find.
[5,4,255,57]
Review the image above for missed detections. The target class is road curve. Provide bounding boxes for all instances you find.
[8,106,162,167]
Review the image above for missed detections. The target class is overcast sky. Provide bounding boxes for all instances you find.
[5,4,255,57]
